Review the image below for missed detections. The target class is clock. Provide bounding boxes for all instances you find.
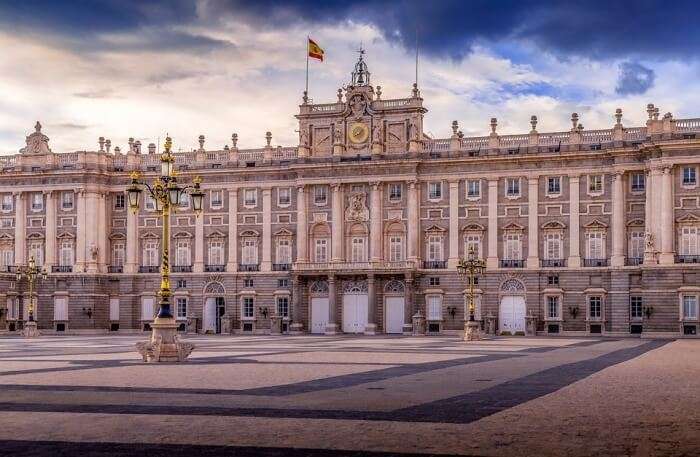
[348,122,369,144]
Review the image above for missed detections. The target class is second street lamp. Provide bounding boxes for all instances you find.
[131,136,203,362]
[457,246,486,341]
[16,255,48,338]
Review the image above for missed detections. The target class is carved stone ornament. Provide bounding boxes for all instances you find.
[645,232,655,251]
[310,280,329,295]
[343,280,368,294]
[384,280,405,294]
[204,281,225,295]
[349,94,367,118]
[20,121,52,155]
[372,123,382,144]
[500,278,525,293]
[299,128,309,147]
[89,243,99,260]
[345,192,369,222]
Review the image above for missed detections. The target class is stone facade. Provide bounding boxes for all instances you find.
[0,59,699,337]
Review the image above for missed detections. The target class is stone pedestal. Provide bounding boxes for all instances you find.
[270,315,282,335]
[22,321,40,338]
[525,314,538,336]
[324,323,338,335]
[364,323,377,335]
[220,315,233,335]
[484,313,497,335]
[463,320,482,341]
[136,317,194,363]
[411,312,425,335]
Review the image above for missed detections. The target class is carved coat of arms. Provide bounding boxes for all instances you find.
[345,192,369,222]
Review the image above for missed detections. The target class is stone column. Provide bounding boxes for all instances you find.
[44,191,57,269]
[448,179,460,268]
[651,166,663,250]
[486,178,499,269]
[370,182,383,262]
[226,189,238,272]
[643,169,657,264]
[125,198,138,274]
[296,185,308,263]
[407,181,420,262]
[290,276,303,333]
[659,166,675,264]
[193,209,204,273]
[97,192,108,272]
[75,190,86,271]
[403,273,414,334]
[526,176,539,269]
[331,184,344,262]
[611,172,626,267]
[85,191,99,273]
[261,187,272,271]
[567,175,581,268]
[325,274,338,334]
[14,193,26,266]
[365,273,377,334]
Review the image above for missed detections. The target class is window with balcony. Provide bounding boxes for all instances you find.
[588,296,602,319]
[1,194,13,212]
[0,245,13,270]
[211,190,224,208]
[389,235,404,262]
[588,174,603,195]
[143,239,159,267]
[547,177,561,195]
[630,173,645,192]
[467,180,480,199]
[176,297,188,319]
[543,232,562,261]
[276,238,292,266]
[277,296,289,318]
[61,192,73,210]
[208,239,225,266]
[428,182,442,200]
[175,239,191,267]
[630,296,643,320]
[31,193,43,211]
[112,242,125,268]
[350,236,367,263]
[628,231,644,262]
[28,240,44,265]
[506,178,520,197]
[427,235,443,262]
[314,238,328,262]
[680,227,699,257]
[314,186,327,205]
[682,166,697,187]
[277,188,291,206]
[58,240,74,267]
[503,233,522,260]
[241,237,258,265]
[388,183,402,202]
[242,296,255,318]
[464,234,482,258]
[585,231,605,260]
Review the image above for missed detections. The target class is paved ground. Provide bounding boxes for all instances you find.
[0,334,697,456]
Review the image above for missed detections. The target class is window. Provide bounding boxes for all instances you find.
[680,227,699,255]
[244,278,254,288]
[683,295,698,319]
[628,232,644,259]
[544,233,562,260]
[277,278,289,288]
[54,296,68,321]
[429,277,440,286]
[112,242,125,267]
[242,238,258,265]
[547,296,560,319]
[427,295,442,320]
[143,239,159,266]
[589,296,602,319]
[314,238,328,262]
[145,194,156,211]
[427,235,443,261]
[1,218,12,228]
[277,188,291,206]
[243,189,256,207]
[586,232,605,259]
[176,297,187,319]
[388,183,402,201]
[208,239,225,265]
[547,177,561,195]
[178,191,189,208]
[276,239,291,264]
[350,237,367,262]
[630,296,643,320]
[314,186,327,205]
[428,182,442,200]
[114,194,125,210]
[631,173,645,192]
[28,240,44,265]
[389,236,404,262]
[464,234,482,258]
[59,240,74,266]
[547,275,559,286]
[588,174,603,194]
[277,296,289,317]
[682,167,697,186]
[2,195,13,212]
[175,240,191,266]
[242,297,254,318]
[504,233,521,260]
[176,279,187,289]
[0,247,13,268]
[211,190,224,208]
[505,178,520,197]
[61,192,73,210]
[467,180,480,198]
[31,193,43,211]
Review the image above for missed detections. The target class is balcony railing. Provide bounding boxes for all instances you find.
[500,259,524,268]
[676,255,700,264]
[626,257,643,266]
[204,264,226,272]
[541,259,566,268]
[583,258,608,267]
[272,263,291,271]
[108,265,123,273]
[239,264,260,272]
[171,265,193,273]
[293,260,416,272]
[139,266,160,273]
[1,265,17,273]
[52,265,73,273]
[423,261,447,269]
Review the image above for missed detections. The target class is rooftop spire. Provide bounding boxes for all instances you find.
[351,44,370,86]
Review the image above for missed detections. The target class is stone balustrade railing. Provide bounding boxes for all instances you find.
[293,260,416,272]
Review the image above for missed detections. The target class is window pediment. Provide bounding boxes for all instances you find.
[502,222,524,231]
[384,221,406,234]
[26,232,45,240]
[274,228,293,237]
[583,219,608,230]
[56,231,75,239]
[206,229,227,239]
[541,221,566,231]
[109,232,126,240]
[627,218,645,227]
[239,229,260,238]
[0,233,14,241]
[425,224,446,234]
[677,213,700,225]
[140,231,160,239]
[173,231,193,239]
[462,223,485,232]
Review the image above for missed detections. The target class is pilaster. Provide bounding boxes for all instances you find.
[296,185,308,263]
[261,187,272,271]
[44,191,57,268]
[610,172,626,267]
[226,189,238,272]
[567,175,581,268]
[486,179,499,269]
[370,182,383,262]
[407,180,419,262]
[365,273,377,335]
[659,166,675,264]
[447,179,460,268]
[125,198,138,274]
[325,274,338,335]
[13,193,26,266]
[75,189,86,271]
[526,176,539,269]
[331,184,344,262]
[193,209,204,273]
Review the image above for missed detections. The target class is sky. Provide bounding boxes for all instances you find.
[1,0,700,154]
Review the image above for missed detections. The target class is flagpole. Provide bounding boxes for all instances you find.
[305,36,309,99]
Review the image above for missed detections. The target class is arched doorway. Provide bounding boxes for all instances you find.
[384,280,405,334]
[342,280,368,334]
[203,282,225,334]
[499,278,526,334]
[309,280,329,334]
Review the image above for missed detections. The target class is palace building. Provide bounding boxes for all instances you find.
[1,55,699,337]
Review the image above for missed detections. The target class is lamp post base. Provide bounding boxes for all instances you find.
[22,321,40,338]
[136,317,194,362]
[463,320,483,342]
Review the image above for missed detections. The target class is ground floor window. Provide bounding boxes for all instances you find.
[242,297,254,318]
[589,296,602,319]
[682,295,698,320]
[630,296,643,320]
[547,296,560,319]
[176,297,187,319]
[277,296,289,317]
[426,295,442,320]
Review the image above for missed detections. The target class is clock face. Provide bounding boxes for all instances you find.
[348,122,369,144]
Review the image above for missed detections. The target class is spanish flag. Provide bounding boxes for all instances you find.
[308,38,324,61]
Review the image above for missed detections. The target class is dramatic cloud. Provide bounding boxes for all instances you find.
[615,62,656,95]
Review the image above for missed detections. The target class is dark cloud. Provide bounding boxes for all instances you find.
[73,89,116,99]
[615,62,656,95]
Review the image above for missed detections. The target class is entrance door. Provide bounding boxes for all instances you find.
[311,297,329,334]
[342,293,368,333]
[385,296,404,334]
[499,295,526,334]
[203,297,217,333]
[215,297,225,334]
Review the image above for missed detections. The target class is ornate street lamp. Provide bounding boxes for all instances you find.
[16,255,48,338]
[456,246,486,341]
[129,137,203,362]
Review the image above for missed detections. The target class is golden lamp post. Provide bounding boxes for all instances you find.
[127,137,204,362]
[16,255,47,338]
[456,246,486,341]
